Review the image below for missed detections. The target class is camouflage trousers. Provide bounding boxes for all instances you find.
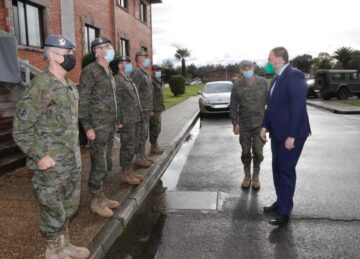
[135,112,150,155]
[32,167,81,240]
[149,111,162,146]
[119,122,139,169]
[88,128,115,193]
[239,126,264,169]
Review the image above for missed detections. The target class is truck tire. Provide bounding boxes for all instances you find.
[337,87,349,100]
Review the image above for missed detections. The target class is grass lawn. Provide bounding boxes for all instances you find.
[339,99,360,107]
[164,84,205,109]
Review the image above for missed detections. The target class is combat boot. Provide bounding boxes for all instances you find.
[129,166,144,181]
[61,227,90,259]
[252,168,261,190]
[135,154,152,168]
[241,167,251,189]
[143,154,154,164]
[150,145,165,155]
[100,191,120,209]
[45,235,71,259]
[120,169,141,185]
[90,192,113,218]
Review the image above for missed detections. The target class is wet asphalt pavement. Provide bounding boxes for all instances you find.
[106,106,360,259]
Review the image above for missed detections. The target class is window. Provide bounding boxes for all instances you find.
[140,2,147,22]
[84,25,99,53]
[331,73,346,81]
[12,0,43,48]
[120,38,130,57]
[117,0,128,9]
[349,72,359,81]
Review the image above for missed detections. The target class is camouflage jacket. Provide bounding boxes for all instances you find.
[151,77,165,112]
[12,71,81,171]
[131,67,153,112]
[230,76,269,129]
[78,62,117,132]
[114,73,142,125]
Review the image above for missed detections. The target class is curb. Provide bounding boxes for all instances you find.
[307,102,360,114]
[88,110,200,259]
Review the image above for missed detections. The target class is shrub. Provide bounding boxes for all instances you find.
[169,75,186,96]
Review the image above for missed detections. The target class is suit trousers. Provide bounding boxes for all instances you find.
[271,137,307,216]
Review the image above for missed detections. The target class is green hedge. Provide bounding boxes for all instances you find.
[169,75,186,96]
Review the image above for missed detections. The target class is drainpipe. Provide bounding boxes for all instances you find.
[112,0,116,50]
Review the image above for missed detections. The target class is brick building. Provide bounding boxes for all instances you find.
[0,0,161,172]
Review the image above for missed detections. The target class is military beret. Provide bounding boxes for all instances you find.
[44,34,75,49]
[91,37,112,49]
[152,65,160,71]
[135,50,149,58]
[240,60,254,68]
[114,56,131,65]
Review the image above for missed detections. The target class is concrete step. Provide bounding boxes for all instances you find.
[0,152,26,176]
[0,139,21,157]
[0,128,12,142]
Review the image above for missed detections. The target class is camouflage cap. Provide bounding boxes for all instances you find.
[240,60,254,68]
[135,50,149,58]
[44,34,75,49]
[91,36,112,48]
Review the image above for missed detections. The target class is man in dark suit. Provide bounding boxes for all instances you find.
[260,47,311,226]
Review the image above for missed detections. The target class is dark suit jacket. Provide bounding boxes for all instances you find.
[262,65,311,140]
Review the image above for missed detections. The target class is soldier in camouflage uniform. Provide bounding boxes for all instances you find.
[114,56,143,185]
[131,50,154,168]
[78,37,120,218]
[12,35,89,259]
[149,65,166,155]
[230,60,269,190]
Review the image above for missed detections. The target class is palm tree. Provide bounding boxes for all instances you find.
[333,47,354,69]
[175,48,191,77]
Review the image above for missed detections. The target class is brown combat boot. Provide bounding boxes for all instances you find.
[90,192,113,218]
[135,154,152,168]
[45,235,71,259]
[61,227,90,259]
[129,166,144,181]
[252,168,261,190]
[143,154,154,164]
[150,145,165,155]
[120,169,141,185]
[100,191,120,209]
[241,167,251,189]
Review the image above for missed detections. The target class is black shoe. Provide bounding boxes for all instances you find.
[269,215,289,226]
[263,202,277,213]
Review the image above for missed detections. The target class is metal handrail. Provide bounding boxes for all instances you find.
[18,59,43,85]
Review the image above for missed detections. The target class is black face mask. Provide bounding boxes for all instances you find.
[60,54,76,72]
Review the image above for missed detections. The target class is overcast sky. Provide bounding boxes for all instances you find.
[152,0,360,67]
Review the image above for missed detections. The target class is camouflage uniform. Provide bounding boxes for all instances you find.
[78,62,117,193]
[115,73,142,169]
[149,77,165,146]
[230,76,269,170]
[131,67,153,155]
[13,71,81,240]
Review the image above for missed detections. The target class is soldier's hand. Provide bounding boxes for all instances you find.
[86,129,96,141]
[117,123,123,129]
[149,111,155,117]
[233,125,240,135]
[37,155,56,170]
[260,127,268,143]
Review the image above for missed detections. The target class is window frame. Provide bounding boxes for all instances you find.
[120,38,130,57]
[12,0,44,48]
[84,24,100,54]
[117,0,129,10]
[140,1,147,23]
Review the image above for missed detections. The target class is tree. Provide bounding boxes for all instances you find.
[313,52,333,70]
[161,59,177,83]
[333,47,354,69]
[174,48,191,77]
[290,54,313,73]
[186,63,200,78]
[348,50,360,70]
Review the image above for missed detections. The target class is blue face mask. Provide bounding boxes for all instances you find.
[104,49,115,63]
[124,63,133,74]
[243,70,254,78]
[155,71,161,78]
[143,58,150,68]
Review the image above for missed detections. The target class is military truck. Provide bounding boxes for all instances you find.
[315,69,360,100]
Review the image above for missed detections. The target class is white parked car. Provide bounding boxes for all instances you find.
[198,81,233,116]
